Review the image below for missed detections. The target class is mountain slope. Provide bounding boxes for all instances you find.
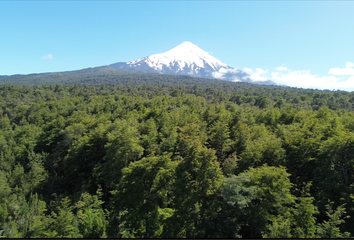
[0,66,241,86]
[109,41,276,85]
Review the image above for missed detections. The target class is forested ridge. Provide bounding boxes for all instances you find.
[1,77,354,238]
[0,66,221,86]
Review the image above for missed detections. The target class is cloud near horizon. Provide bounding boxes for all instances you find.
[271,63,354,91]
[42,54,54,60]
[243,67,269,81]
[209,63,354,91]
[211,67,228,79]
[276,66,288,71]
[245,62,354,91]
[328,62,354,75]
[211,67,240,80]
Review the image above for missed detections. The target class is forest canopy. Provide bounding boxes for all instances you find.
[1,74,354,238]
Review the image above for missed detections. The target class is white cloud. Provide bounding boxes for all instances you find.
[271,69,354,91]
[328,62,354,75]
[256,68,267,75]
[346,62,354,68]
[213,62,354,91]
[214,67,269,82]
[276,67,287,71]
[211,67,239,79]
[272,70,337,88]
[218,68,228,73]
[329,68,354,75]
[211,70,226,79]
[223,68,239,74]
[42,54,54,60]
[243,67,269,82]
[243,67,253,74]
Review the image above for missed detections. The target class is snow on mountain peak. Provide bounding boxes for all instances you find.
[128,41,229,73]
[169,41,204,53]
[109,41,276,86]
[175,41,196,48]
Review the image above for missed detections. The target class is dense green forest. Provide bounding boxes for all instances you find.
[1,73,354,238]
[0,66,218,86]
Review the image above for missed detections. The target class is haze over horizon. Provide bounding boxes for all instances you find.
[1,1,354,91]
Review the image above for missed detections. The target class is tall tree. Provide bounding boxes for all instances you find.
[113,154,177,238]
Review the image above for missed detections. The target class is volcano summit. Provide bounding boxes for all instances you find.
[109,41,275,85]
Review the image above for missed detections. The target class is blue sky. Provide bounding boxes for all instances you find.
[1,1,354,91]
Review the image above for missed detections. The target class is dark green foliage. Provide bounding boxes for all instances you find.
[0,75,354,238]
[222,165,295,238]
[113,154,177,238]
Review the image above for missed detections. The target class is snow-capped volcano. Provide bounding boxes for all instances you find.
[129,41,229,74]
[109,41,275,85]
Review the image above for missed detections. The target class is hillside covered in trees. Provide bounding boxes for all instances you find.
[0,66,225,86]
[1,74,354,238]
